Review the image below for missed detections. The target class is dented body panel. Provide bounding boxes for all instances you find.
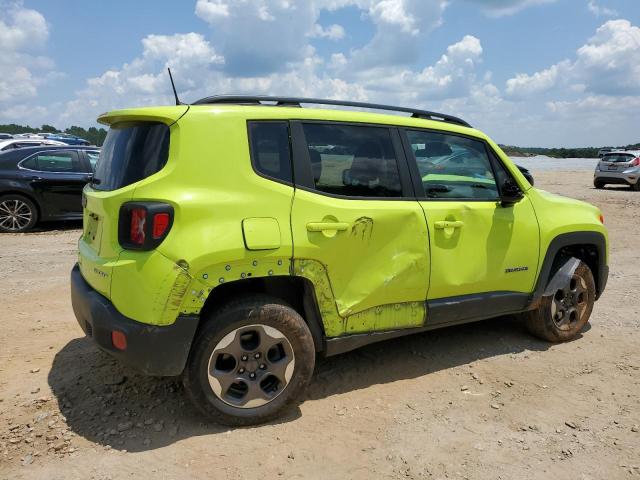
[291,189,429,335]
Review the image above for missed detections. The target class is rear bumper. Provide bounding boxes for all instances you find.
[594,171,639,185]
[70,264,199,376]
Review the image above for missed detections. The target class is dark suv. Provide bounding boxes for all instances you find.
[0,146,99,232]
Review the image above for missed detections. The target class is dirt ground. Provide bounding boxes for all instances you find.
[1,170,639,480]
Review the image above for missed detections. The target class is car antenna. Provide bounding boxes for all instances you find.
[167,67,181,105]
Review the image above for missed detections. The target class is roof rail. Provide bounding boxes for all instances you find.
[191,95,472,128]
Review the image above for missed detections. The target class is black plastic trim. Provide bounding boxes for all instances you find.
[428,291,530,325]
[323,291,530,356]
[531,231,608,302]
[70,264,198,376]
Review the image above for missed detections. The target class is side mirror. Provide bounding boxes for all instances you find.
[501,178,523,206]
[342,168,352,185]
[516,164,534,186]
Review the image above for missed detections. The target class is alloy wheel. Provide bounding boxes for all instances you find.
[550,274,588,331]
[0,199,33,232]
[207,324,295,408]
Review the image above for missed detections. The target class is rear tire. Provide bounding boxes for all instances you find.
[593,180,604,189]
[0,194,38,233]
[183,295,315,426]
[524,261,595,342]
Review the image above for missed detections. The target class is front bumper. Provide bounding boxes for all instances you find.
[70,264,199,376]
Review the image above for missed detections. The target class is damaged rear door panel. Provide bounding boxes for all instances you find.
[290,121,430,337]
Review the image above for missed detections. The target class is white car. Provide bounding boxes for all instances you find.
[594,149,640,191]
[0,138,67,152]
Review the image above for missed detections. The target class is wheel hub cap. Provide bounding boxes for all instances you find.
[207,324,295,408]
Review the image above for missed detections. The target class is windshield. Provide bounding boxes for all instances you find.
[92,122,169,191]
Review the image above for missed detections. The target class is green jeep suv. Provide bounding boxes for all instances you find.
[71,96,608,425]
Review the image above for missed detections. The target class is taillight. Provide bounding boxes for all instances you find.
[599,213,604,224]
[130,208,146,245]
[152,212,170,239]
[631,157,640,167]
[119,202,173,250]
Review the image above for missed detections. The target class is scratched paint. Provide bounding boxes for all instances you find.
[350,216,374,241]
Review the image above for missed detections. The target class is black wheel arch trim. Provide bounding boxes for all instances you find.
[531,231,608,304]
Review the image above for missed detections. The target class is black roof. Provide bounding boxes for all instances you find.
[0,144,99,162]
[192,95,471,128]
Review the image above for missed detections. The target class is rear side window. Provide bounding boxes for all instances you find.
[93,122,169,191]
[248,122,292,184]
[302,123,402,198]
[405,129,499,200]
[86,150,100,171]
[22,151,83,172]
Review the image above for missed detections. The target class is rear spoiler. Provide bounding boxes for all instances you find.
[97,105,189,127]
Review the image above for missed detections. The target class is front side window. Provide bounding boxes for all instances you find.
[21,151,82,172]
[302,123,402,198]
[248,122,292,184]
[406,130,498,200]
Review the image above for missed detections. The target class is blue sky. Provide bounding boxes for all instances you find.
[1,0,638,146]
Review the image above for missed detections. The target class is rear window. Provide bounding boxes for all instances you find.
[92,122,169,191]
[603,153,634,163]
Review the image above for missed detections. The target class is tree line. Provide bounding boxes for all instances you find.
[0,123,108,147]
[500,143,640,158]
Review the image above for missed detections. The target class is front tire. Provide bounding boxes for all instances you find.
[631,182,640,192]
[0,194,38,233]
[183,295,315,426]
[524,261,595,342]
[593,180,604,189]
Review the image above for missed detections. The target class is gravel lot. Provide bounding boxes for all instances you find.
[1,169,639,479]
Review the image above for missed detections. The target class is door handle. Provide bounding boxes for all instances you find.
[306,222,350,232]
[434,220,464,229]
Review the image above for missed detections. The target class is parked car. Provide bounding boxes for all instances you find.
[0,133,13,140]
[0,138,67,151]
[598,148,613,158]
[0,145,99,232]
[70,96,608,425]
[593,149,640,190]
[41,133,91,146]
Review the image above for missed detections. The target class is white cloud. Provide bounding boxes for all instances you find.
[0,2,48,50]
[60,32,223,124]
[473,0,557,17]
[505,19,640,98]
[0,2,56,122]
[587,1,617,17]
[505,61,570,97]
[195,0,318,76]
[309,23,345,40]
[359,35,485,102]
[346,0,449,69]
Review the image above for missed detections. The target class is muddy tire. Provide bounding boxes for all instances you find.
[593,180,604,189]
[183,295,315,426]
[0,194,38,233]
[525,261,595,342]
